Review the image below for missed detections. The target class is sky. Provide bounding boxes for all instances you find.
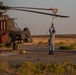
[0,0,76,35]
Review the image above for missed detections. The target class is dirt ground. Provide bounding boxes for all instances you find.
[32,37,76,45]
[0,37,76,65]
[0,45,76,65]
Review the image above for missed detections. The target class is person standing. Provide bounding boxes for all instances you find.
[9,33,17,50]
[17,28,23,44]
[48,23,56,54]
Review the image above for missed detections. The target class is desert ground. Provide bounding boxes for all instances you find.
[32,36,76,45]
[0,35,76,65]
[0,37,76,75]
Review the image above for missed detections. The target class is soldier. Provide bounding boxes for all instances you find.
[9,33,17,50]
[16,28,23,44]
[48,23,56,54]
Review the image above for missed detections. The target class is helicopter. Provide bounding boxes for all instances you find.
[0,2,69,50]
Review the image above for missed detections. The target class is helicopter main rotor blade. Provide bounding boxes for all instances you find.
[0,6,69,18]
[0,6,53,10]
[10,7,58,10]
[9,6,53,10]
[11,8,69,18]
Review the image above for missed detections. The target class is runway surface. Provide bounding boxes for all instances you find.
[0,45,76,64]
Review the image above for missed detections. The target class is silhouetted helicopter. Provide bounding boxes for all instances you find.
[0,2,69,50]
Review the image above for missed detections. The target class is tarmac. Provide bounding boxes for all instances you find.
[0,44,76,64]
